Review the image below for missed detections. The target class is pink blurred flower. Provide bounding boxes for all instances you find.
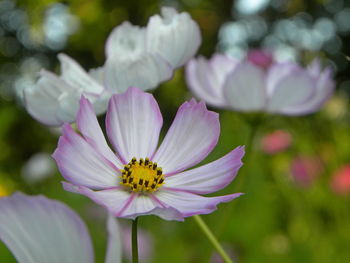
[186,51,334,115]
[261,130,292,154]
[331,165,350,195]
[290,157,323,187]
[53,87,244,221]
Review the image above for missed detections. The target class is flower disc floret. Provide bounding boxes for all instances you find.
[121,157,164,192]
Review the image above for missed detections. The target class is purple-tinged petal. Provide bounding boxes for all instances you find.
[186,54,237,107]
[105,214,122,263]
[146,7,201,68]
[106,87,163,163]
[153,99,220,175]
[267,69,316,113]
[155,189,243,218]
[53,124,120,189]
[223,62,266,111]
[77,97,123,169]
[165,146,244,194]
[0,192,94,263]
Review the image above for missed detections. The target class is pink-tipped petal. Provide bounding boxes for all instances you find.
[267,69,316,113]
[105,215,122,263]
[77,97,123,169]
[0,193,94,263]
[165,146,244,194]
[106,87,163,163]
[155,189,243,218]
[53,124,120,189]
[153,99,220,175]
[186,54,237,107]
[223,62,266,111]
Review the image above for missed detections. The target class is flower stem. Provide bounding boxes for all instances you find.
[132,217,139,263]
[193,215,233,263]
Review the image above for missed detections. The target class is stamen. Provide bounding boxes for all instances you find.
[120,157,165,193]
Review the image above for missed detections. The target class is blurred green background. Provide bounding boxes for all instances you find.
[1,0,350,262]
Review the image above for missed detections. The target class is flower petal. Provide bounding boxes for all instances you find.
[105,21,146,60]
[77,97,123,169]
[153,100,220,175]
[223,62,266,111]
[155,189,242,217]
[58,53,104,94]
[279,63,335,115]
[0,193,94,263]
[186,54,237,107]
[104,52,173,93]
[267,69,316,112]
[146,7,201,68]
[165,146,244,194]
[53,124,119,189]
[23,70,73,126]
[104,215,122,263]
[106,87,163,163]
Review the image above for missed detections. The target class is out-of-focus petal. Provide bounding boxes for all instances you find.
[53,124,120,189]
[106,87,163,163]
[23,70,72,126]
[105,22,146,60]
[58,53,104,94]
[280,64,335,115]
[0,193,94,263]
[153,99,219,175]
[104,52,172,93]
[223,62,266,111]
[146,7,201,68]
[186,54,237,107]
[105,215,122,263]
[267,70,316,112]
[165,146,244,194]
[155,189,243,218]
[77,97,123,169]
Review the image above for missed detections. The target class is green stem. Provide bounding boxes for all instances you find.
[193,215,233,263]
[132,217,139,263]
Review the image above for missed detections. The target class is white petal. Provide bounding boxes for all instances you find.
[104,52,172,93]
[146,7,201,68]
[58,53,104,94]
[223,62,266,111]
[153,99,219,175]
[165,146,244,194]
[105,21,146,60]
[186,54,237,107]
[53,124,120,189]
[267,69,316,112]
[0,193,94,263]
[266,62,299,96]
[106,88,163,163]
[104,215,122,263]
[76,97,123,169]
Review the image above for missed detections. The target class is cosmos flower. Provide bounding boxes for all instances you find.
[53,87,244,221]
[290,156,323,188]
[186,50,334,115]
[24,7,201,126]
[104,6,201,93]
[0,192,121,263]
[24,54,110,126]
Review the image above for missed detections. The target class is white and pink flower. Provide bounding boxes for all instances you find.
[53,87,244,221]
[186,50,334,115]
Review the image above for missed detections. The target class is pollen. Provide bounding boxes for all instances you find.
[120,157,165,193]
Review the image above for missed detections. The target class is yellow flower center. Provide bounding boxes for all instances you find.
[120,157,164,193]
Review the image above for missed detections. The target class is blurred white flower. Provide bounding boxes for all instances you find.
[21,152,55,184]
